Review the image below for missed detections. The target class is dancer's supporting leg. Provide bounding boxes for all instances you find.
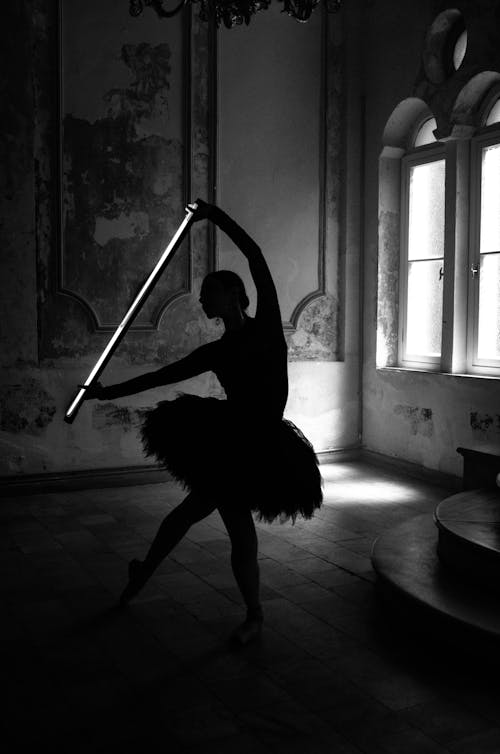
[120,492,215,604]
[218,504,263,644]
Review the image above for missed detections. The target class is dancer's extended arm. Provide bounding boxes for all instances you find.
[83,343,215,401]
[192,201,283,334]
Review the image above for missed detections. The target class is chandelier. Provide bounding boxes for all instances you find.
[129,0,341,29]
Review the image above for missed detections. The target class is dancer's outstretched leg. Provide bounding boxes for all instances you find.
[120,492,215,605]
[219,504,263,645]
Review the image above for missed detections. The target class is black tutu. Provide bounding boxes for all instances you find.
[140,394,323,523]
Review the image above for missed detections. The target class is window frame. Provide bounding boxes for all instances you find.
[399,143,446,370]
[467,124,500,376]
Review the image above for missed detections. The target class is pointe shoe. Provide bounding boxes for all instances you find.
[230,618,263,646]
[119,559,149,606]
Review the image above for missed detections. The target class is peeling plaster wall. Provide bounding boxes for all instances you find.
[1,1,360,477]
[0,0,215,476]
[59,7,187,333]
[0,3,38,368]
[361,0,500,478]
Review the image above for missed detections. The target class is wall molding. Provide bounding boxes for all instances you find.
[360,449,461,491]
[0,464,173,498]
[214,5,334,335]
[286,2,328,332]
[55,2,193,334]
[1,446,462,498]
[317,446,361,464]
[2,451,359,498]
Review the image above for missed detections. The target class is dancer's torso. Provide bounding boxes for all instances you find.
[208,317,288,421]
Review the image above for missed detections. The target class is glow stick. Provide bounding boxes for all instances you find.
[64,204,196,424]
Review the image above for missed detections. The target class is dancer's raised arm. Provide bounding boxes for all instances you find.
[190,200,283,333]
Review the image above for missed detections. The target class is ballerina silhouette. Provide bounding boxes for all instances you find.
[83,200,322,644]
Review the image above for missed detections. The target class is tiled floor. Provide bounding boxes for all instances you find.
[2,460,500,753]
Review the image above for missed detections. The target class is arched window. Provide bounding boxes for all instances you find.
[378,89,500,378]
[469,94,500,373]
[378,3,500,379]
[399,117,445,368]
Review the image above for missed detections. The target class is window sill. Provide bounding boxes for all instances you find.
[376,366,500,381]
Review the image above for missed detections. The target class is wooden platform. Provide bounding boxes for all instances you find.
[435,488,500,588]
[372,447,500,653]
[371,513,500,651]
[457,446,500,490]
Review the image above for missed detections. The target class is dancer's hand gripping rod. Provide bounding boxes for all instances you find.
[64,204,197,424]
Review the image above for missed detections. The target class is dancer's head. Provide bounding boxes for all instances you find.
[199,271,249,319]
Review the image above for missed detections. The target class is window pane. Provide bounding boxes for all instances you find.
[408,160,445,260]
[478,252,500,360]
[485,98,500,126]
[406,259,443,358]
[453,30,467,70]
[480,143,500,253]
[413,118,437,148]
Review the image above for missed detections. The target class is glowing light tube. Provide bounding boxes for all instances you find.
[64,205,196,424]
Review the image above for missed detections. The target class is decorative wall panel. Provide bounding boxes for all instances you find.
[39,1,213,364]
[61,1,187,331]
[216,5,342,360]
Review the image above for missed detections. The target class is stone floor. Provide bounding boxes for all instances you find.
[2,460,500,753]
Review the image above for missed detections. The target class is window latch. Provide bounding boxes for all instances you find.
[439,266,444,281]
[471,263,479,278]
